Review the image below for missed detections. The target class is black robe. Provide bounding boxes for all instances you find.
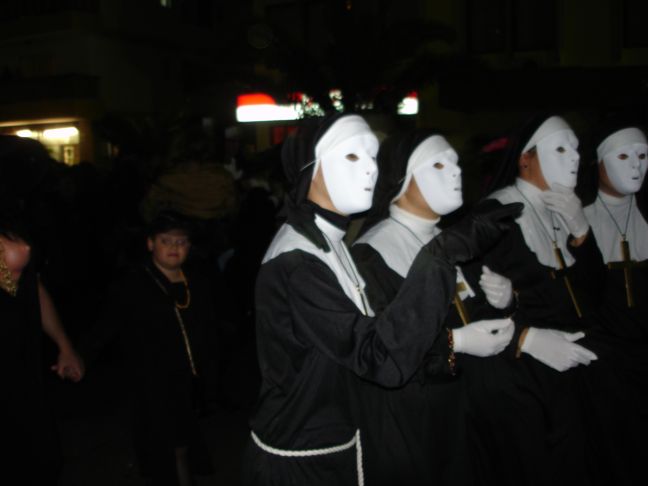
[352,240,503,486]
[244,211,456,486]
[1,265,62,485]
[353,200,525,486]
[580,196,648,486]
[80,260,216,481]
[473,206,605,486]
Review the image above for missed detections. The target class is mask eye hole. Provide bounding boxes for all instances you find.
[556,146,566,154]
[433,162,444,169]
[639,153,646,160]
[346,154,359,162]
[618,153,629,160]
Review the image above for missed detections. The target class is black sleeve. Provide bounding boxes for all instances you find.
[285,248,456,388]
[351,243,405,314]
[352,243,456,380]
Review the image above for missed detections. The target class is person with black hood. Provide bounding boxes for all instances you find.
[80,211,215,486]
[351,130,518,486]
[476,114,601,485]
[243,113,521,486]
[584,125,648,313]
[578,123,648,485]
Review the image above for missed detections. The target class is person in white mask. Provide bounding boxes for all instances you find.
[486,115,598,366]
[580,123,648,484]
[584,126,648,297]
[352,130,526,486]
[475,114,602,486]
[243,114,520,486]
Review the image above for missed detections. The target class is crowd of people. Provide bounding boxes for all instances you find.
[2,109,647,486]
[245,112,647,486]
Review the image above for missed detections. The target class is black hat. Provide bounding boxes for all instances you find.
[146,210,194,240]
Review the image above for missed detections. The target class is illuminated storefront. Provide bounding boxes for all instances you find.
[0,119,84,165]
[233,90,419,151]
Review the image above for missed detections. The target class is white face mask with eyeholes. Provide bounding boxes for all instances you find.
[601,143,648,195]
[597,128,648,196]
[413,147,463,216]
[536,129,580,189]
[319,132,379,215]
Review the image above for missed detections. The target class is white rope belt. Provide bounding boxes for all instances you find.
[250,429,365,486]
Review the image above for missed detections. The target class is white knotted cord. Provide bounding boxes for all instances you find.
[251,429,365,486]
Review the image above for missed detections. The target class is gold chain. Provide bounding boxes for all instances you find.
[174,307,198,376]
[0,241,18,296]
[175,270,191,309]
[144,265,198,376]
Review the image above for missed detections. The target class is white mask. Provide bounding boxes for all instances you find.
[413,148,462,215]
[597,127,648,196]
[536,129,580,189]
[602,143,648,195]
[319,132,379,214]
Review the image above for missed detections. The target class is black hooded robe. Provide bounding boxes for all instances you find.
[350,129,522,486]
[353,231,507,486]
[243,203,457,486]
[468,114,604,486]
[579,171,648,485]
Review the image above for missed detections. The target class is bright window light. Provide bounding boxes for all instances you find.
[236,104,301,122]
[398,92,419,115]
[43,126,79,141]
[236,93,302,122]
[16,129,34,138]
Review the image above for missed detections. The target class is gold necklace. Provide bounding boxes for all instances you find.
[175,270,191,309]
[0,242,18,297]
[144,266,197,375]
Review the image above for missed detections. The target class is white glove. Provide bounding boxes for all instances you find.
[452,318,514,357]
[479,266,513,309]
[540,183,589,238]
[521,327,598,372]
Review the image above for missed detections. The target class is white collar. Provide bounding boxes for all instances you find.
[515,177,546,209]
[389,204,440,243]
[263,219,373,316]
[490,179,575,268]
[598,190,632,208]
